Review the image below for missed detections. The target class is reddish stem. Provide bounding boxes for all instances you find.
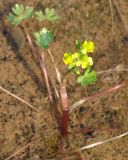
[61,109,69,136]
[60,84,69,137]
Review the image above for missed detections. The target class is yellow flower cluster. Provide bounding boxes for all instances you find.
[63,40,95,73]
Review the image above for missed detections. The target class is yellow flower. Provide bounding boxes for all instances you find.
[87,57,93,66]
[83,41,95,53]
[63,53,73,65]
[81,61,88,69]
[75,55,93,69]
[72,52,79,59]
[76,60,81,66]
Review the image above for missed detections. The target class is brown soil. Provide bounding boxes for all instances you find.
[0,0,128,160]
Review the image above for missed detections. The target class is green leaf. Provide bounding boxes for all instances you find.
[63,40,96,86]
[34,11,46,21]
[12,4,24,15]
[77,69,97,86]
[45,8,59,21]
[7,13,16,23]
[23,6,34,19]
[73,68,80,75]
[35,8,59,22]
[34,28,53,49]
[7,3,34,25]
[68,62,76,69]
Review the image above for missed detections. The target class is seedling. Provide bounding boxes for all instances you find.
[3,3,128,159]
[7,3,96,152]
[7,3,96,138]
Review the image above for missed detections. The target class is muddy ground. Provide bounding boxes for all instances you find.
[0,0,128,160]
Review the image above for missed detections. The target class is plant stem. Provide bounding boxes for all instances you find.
[59,70,73,137]
[60,82,69,137]
[47,49,61,85]
[23,26,69,137]
[39,54,53,104]
[24,28,53,104]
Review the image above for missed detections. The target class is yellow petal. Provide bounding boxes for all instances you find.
[63,53,73,65]
[88,57,93,65]
[76,61,81,66]
[72,52,79,58]
[81,62,87,69]
[83,41,95,53]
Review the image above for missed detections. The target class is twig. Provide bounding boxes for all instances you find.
[70,80,128,113]
[0,86,39,112]
[109,0,114,35]
[97,68,128,75]
[78,131,128,151]
[113,0,128,33]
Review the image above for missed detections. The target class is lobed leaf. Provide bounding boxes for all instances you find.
[35,8,59,22]
[77,69,97,86]
[45,8,59,21]
[34,11,46,21]
[7,3,34,25]
[23,6,34,19]
[34,28,53,49]
[12,4,24,15]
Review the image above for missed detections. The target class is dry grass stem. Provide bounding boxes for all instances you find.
[113,0,128,33]
[0,86,39,112]
[109,0,114,35]
[70,80,128,112]
[97,67,128,75]
[78,131,128,151]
